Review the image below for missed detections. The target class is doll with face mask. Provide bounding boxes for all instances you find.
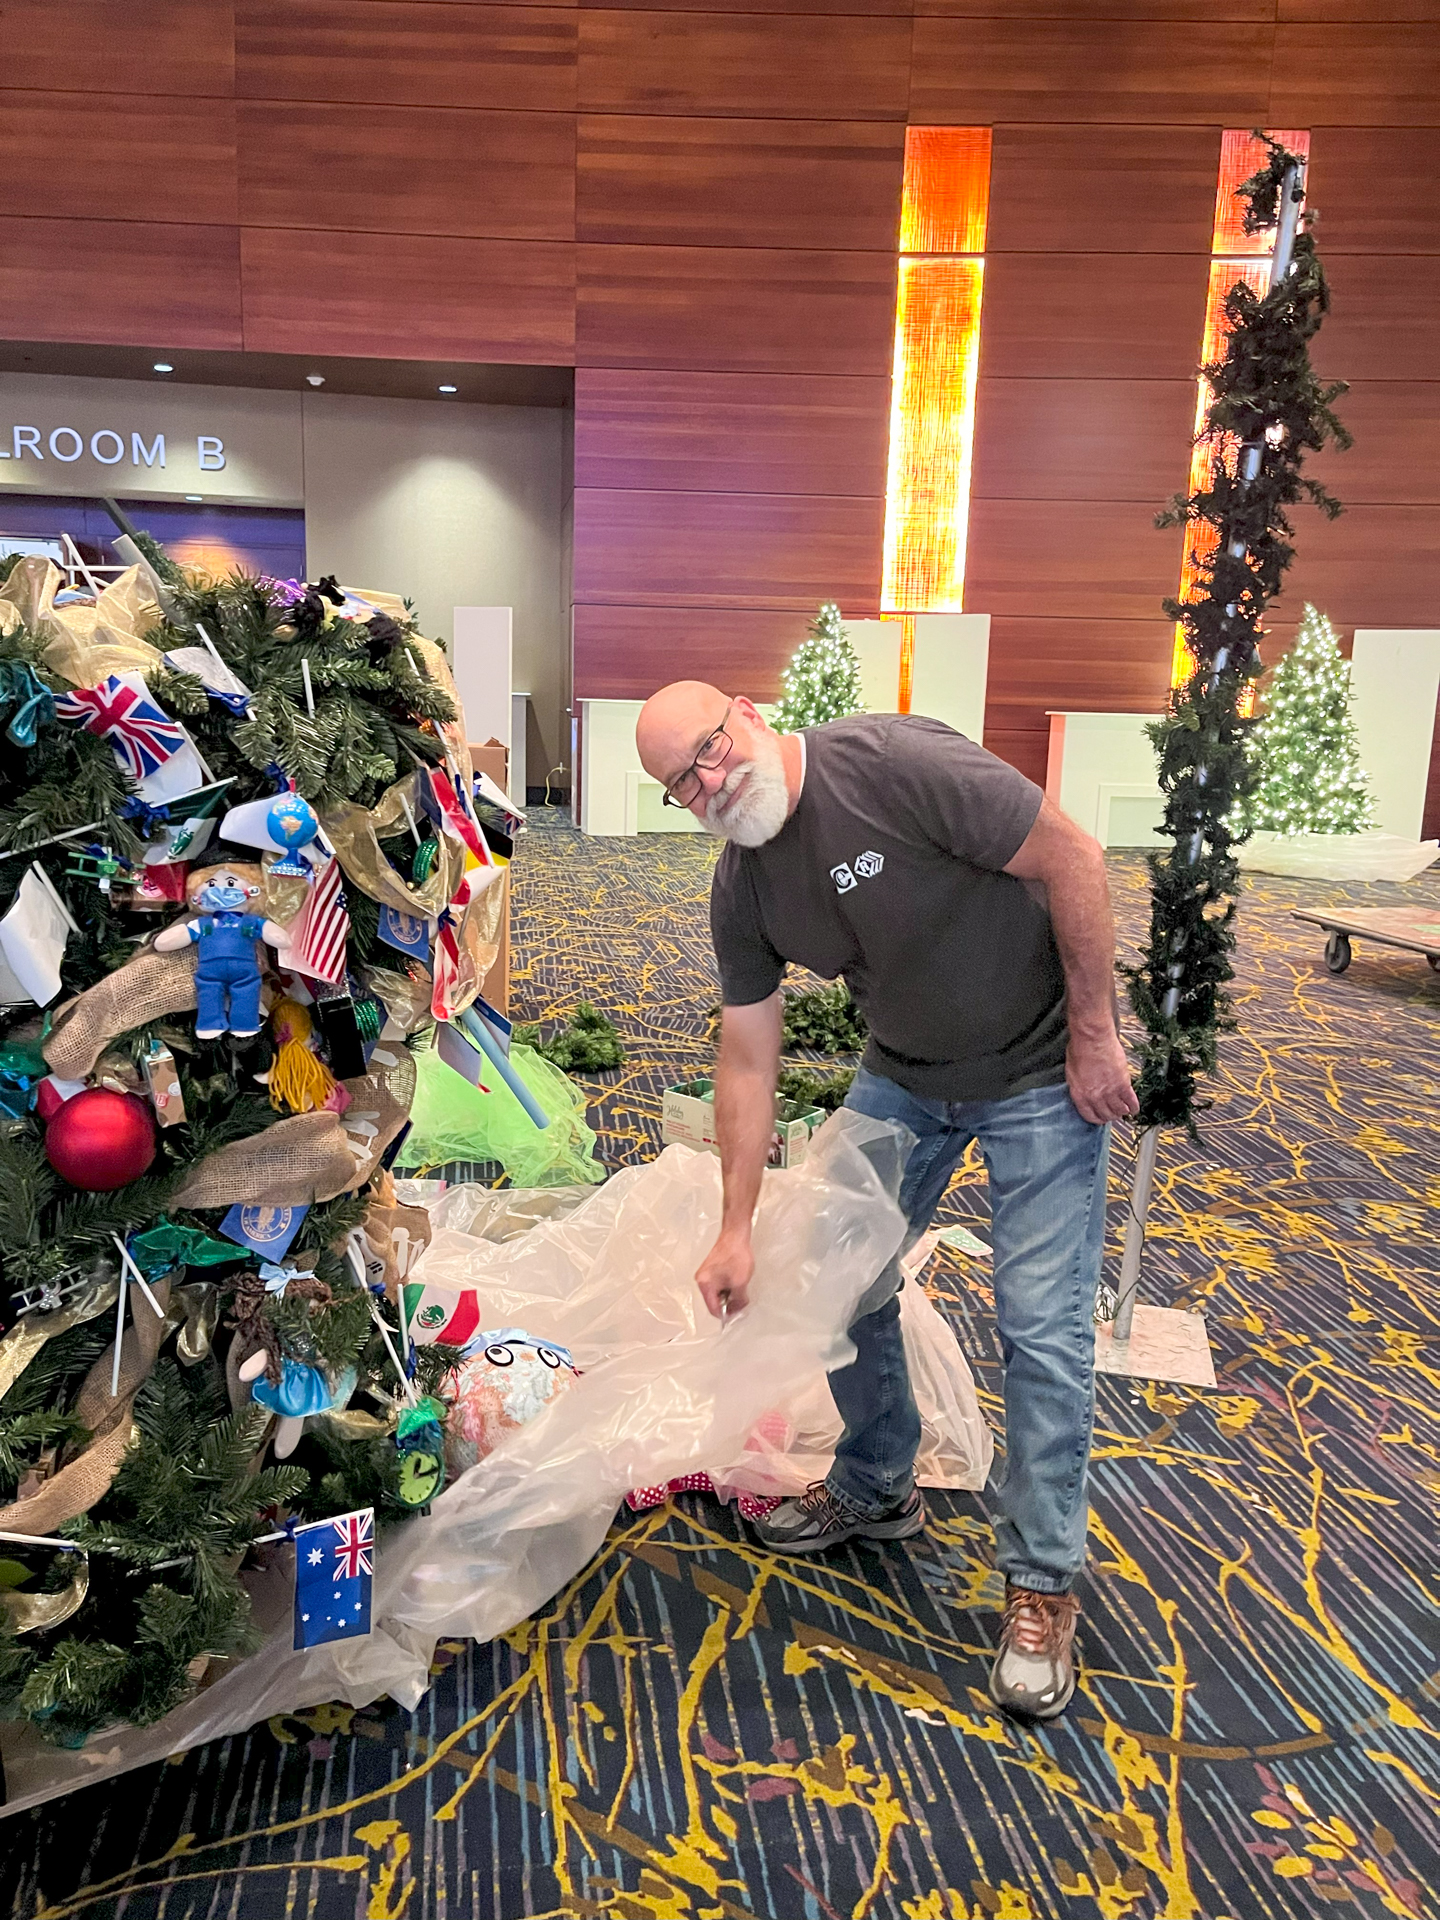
[154,861,292,1038]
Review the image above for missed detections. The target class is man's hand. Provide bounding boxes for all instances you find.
[696,1228,754,1320]
[1066,1028,1139,1125]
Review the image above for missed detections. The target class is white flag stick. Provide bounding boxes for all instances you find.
[301,658,315,717]
[0,1530,81,1552]
[111,1234,165,1318]
[110,1279,127,1396]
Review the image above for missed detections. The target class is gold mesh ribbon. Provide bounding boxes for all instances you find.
[1,1549,90,1635]
[320,772,465,917]
[0,558,165,686]
[0,1278,118,1404]
[0,1277,173,1537]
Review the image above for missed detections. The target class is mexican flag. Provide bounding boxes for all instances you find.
[402,1281,482,1349]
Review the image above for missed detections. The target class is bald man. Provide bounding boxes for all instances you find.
[635,683,1137,1720]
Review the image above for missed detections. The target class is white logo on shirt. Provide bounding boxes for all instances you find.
[831,863,857,893]
[854,850,884,879]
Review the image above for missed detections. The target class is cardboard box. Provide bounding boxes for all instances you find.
[661,1078,823,1169]
[468,738,512,806]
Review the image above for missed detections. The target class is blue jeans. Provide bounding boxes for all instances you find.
[830,1068,1110,1593]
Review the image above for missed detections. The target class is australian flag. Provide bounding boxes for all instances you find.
[293,1507,374,1650]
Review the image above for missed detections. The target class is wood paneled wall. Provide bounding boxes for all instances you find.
[1,3,1438,816]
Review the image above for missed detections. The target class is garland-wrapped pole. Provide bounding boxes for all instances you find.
[1112,141,1349,1345]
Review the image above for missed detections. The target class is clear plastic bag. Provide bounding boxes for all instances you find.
[0,1112,991,1812]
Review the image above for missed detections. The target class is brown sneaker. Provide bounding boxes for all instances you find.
[988,1584,1080,1719]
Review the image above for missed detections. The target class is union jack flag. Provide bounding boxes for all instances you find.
[332,1509,373,1580]
[286,849,351,984]
[53,674,187,781]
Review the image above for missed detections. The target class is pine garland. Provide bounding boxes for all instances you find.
[781,985,867,1055]
[773,603,865,732]
[1124,137,1349,1132]
[513,1003,625,1074]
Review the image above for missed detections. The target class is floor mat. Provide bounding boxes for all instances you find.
[4,814,1439,1919]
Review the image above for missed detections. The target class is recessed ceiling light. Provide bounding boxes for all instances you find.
[185,494,202,502]
[438,384,458,394]
[306,373,325,387]
[153,361,174,373]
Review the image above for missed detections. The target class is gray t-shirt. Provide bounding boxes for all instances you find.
[710,714,1068,1103]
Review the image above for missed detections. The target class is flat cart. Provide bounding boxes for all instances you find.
[1292,905,1440,976]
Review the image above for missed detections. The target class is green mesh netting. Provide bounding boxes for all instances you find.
[394,1042,606,1189]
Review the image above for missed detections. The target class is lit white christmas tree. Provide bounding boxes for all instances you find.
[1240,603,1374,835]
[773,602,866,731]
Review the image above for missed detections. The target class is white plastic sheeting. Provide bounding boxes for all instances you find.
[1238,830,1440,882]
[0,1112,992,1813]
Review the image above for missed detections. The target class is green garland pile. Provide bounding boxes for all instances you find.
[780,985,867,1055]
[0,552,466,1744]
[1125,137,1349,1131]
[776,1065,855,1115]
[513,1003,625,1074]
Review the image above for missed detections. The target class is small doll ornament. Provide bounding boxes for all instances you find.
[154,861,291,1039]
[263,997,346,1114]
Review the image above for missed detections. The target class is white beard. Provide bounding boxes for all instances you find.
[702,735,791,847]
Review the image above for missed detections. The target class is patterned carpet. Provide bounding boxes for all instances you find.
[4,811,1440,1920]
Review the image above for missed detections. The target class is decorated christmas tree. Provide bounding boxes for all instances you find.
[0,542,508,1743]
[1237,604,1373,835]
[772,603,865,731]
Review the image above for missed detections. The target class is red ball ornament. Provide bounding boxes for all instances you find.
[44,1088,157,1191]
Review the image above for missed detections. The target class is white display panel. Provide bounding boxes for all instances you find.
[1349,629,1440,840]
[1046,712,1166,848]
[910,612,990,742]
[452,606,513,750]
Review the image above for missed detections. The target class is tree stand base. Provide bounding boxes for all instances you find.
[1094,1304,1216,1387]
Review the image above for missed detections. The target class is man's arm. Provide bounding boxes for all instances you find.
[694,994,783,1318]
[1003,796,1139,1126]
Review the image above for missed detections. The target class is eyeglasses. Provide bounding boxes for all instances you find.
[662,702,734,807]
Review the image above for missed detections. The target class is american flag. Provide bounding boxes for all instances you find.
[332,1509,373,1580]
[286,850,350,983]
[53,674,186,780]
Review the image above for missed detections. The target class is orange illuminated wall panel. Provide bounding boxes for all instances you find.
[882,128,992,624]
[1172,129,1311,687]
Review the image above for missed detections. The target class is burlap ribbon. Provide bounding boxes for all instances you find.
[363,1190,431,1295]
[0,1276,172,1537]
[171,1046,416,1208]
[170,1111,358,1209]
[44,945,198,1080]
[0,558,164,687]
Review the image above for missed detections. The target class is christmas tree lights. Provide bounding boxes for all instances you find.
[1238,604,1373,835]
[772,604,865,732]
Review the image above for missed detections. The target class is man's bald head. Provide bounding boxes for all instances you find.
[635,681,734,787]
[636,681,796,845]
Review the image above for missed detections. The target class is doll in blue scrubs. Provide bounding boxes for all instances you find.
[154,860,292,1038]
